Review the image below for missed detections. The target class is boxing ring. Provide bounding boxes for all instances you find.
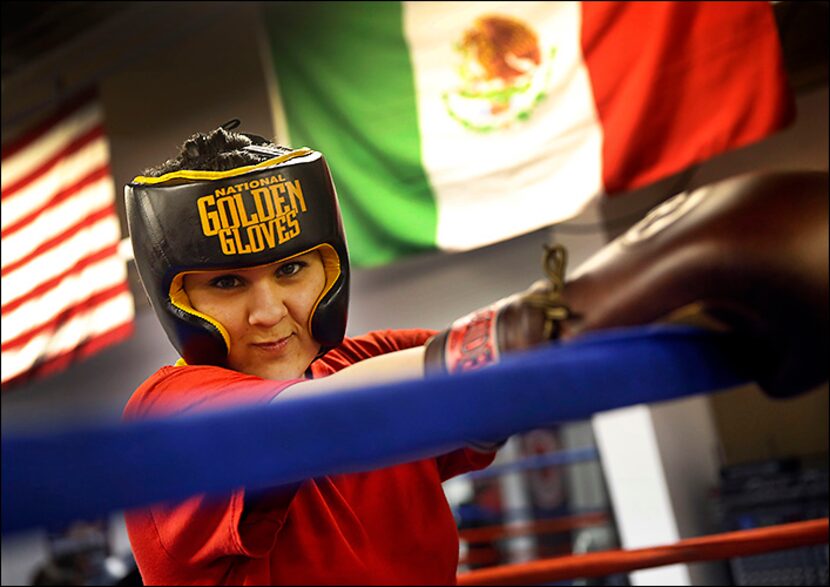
[3,325,828,583]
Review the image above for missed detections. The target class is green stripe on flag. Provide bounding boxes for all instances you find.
[263,2,437,267]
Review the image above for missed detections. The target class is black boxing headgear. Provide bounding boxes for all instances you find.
[125,146,349,366]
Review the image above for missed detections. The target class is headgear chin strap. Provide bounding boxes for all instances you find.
[125,147,350,366]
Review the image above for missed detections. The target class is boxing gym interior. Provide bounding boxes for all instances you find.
[1,2,827,586]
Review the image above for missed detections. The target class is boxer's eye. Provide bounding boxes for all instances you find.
[276,261,306,278]
[209,275,243,289]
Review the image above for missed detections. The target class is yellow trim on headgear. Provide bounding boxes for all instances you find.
[131,148,314,185]
[309,244,342,332]
[169,278,232,351]
[168,243,342,360]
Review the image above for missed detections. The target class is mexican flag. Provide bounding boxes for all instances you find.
[262,2,792,267]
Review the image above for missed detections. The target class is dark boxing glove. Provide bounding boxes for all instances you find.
[426,170,827,400]
[558,170,828,398]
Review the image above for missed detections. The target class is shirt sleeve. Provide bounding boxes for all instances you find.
[312,329,437,377]
[136,489,293,564]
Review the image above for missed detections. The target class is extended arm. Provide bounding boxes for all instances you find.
[278,346,426,400]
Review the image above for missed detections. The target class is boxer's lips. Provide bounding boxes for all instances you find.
[251,334,294,354]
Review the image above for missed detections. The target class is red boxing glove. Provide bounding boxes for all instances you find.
[424,246,572,375]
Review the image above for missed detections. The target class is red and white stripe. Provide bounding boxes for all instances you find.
[1,92,134,388]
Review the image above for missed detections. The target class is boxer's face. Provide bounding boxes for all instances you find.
[184,251,325,381]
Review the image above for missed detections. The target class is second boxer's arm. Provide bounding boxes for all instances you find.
[273,346,426,401]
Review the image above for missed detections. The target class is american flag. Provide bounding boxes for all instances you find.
[1,91,134,389]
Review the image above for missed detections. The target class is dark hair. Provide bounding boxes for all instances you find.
[141,127,292,177]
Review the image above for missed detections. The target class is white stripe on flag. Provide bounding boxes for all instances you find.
[1,101,102,190]
[403,1,603,250]
[2,255,128,345]
[1,215,122,307]
[1,292,134,383]
[2,175,115,269]
[1,137,110,231]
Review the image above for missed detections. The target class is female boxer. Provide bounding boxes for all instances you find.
[123,125,559,585]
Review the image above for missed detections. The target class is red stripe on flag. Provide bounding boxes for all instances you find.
[1,204,117,277]
[1,321,134,391]
[2,282,131,352]
[1,165,111,239]
[1,88,98,161]
[1,91,134,390]
[581,2,794,195]
[1,243,120,315]
[1,124,106,201]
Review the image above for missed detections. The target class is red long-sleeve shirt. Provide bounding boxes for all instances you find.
[123,329,495,585]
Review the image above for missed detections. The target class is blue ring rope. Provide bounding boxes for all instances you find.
[453,505,609,527]
[461,446,600,481]
[2,325,750,535]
